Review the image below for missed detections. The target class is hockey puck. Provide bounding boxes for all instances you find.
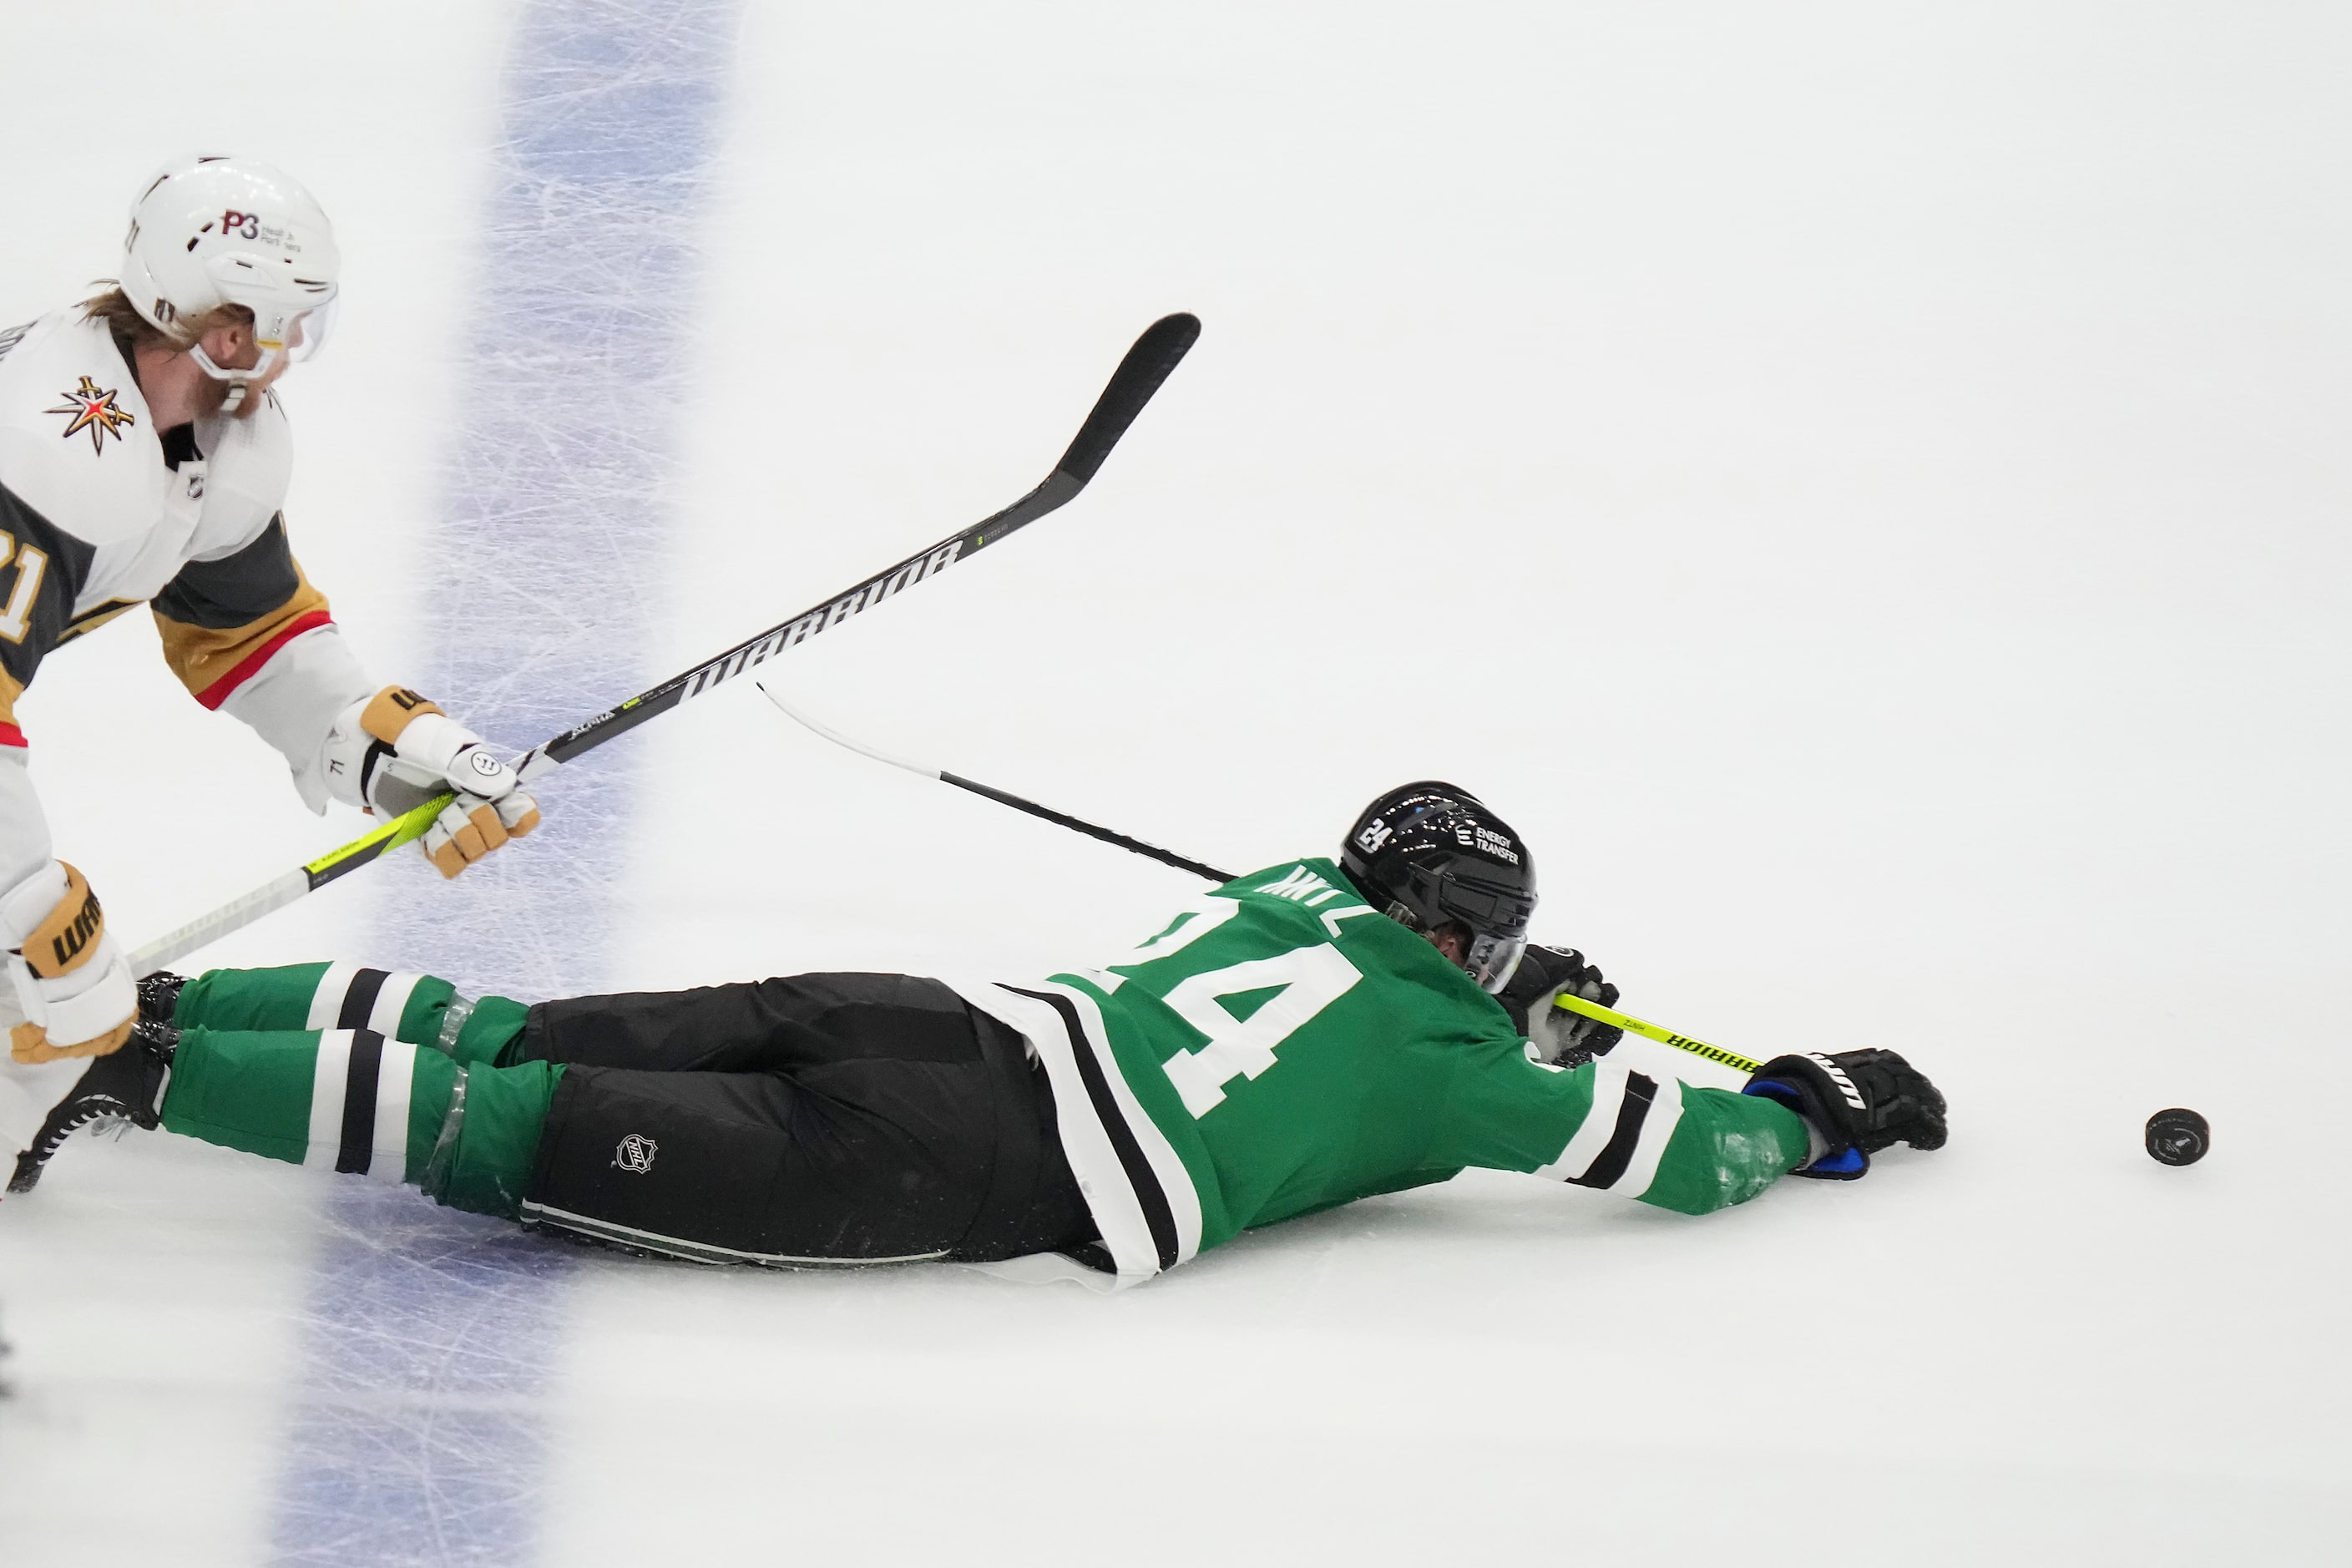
[2145,1107,2209,1166]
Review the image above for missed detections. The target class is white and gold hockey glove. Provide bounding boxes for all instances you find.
[3,860,137,1063]
[322,686,544,878]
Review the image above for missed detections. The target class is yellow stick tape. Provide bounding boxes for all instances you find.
[1552,992,1763,1077]
[304,793,453,878]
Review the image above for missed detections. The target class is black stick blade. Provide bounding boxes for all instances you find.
[1054,312,1201,485]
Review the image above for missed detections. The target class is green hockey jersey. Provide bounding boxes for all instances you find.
[950,858,1810,1284]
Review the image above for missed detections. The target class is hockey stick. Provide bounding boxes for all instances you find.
[756,684,1237,883]
[756,687,1763,1078]
[129,312,1203,978]
[1547,994,1760,1076]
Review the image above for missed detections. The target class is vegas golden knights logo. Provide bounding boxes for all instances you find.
[48,377,138,454]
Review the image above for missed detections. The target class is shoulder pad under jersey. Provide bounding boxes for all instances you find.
[0,311,164,551]
[187,390,294,560]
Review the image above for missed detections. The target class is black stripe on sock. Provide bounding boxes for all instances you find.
[336,1029,385,1175]
[1006,986,1178,1273]
[1571,1073,1659,1191]
[337,968,389,1031]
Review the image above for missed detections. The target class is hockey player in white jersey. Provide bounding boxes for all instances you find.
[0,157,544,1065]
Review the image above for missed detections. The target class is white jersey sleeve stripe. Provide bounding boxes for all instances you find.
[1534,1060,1633,1181]
[1616,1074,1685,1199]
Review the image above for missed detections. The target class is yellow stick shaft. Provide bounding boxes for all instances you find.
[302,794,450,878]
[1552,991,1763,1076]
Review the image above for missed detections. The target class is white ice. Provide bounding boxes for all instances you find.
[3,3,2349,1563]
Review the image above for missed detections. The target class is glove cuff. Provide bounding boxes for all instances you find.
[27,934,135,1042]
[360,685,447,746]
[1744,1051,1872,1178]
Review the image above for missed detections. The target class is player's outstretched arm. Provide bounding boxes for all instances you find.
[154,529,542,878]
[1559,1050,1948,1213]
[1441,1037,1948,1216]
[1438,1049,1811,1214]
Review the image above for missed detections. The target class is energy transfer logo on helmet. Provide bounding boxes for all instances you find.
[116,155,341,407]
[1338,781,1535,994]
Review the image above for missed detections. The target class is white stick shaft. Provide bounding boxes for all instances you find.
[756,682,942,781]
[129,869,309,979]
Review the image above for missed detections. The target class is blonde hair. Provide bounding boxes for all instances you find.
[79,283,250,352]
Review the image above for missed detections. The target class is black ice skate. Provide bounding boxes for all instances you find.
[135,970,188,1029]
[6,1019,179,1196]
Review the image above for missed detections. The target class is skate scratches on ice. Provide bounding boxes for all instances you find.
[267,3,742,1562]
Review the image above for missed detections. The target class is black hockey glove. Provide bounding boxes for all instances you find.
[1741,1049,1946,1180]
[1499,946,1623,1068]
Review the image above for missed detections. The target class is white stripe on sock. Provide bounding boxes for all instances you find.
[368,1039,417,1185]
[306,961,363,1031]
[304,1029,356,1170]
[1534,1061,1631,1181]
[367,973,425,1039]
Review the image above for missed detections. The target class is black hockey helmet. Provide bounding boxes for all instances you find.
[1338,781,1535,994]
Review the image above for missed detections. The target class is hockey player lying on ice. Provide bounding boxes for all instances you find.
[7,783,1946,1285]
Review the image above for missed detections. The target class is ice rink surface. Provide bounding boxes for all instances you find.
[4,3,2350,1562]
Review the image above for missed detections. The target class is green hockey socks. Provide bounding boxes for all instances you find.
[171,960,534,1067]
[158,963,558,1219]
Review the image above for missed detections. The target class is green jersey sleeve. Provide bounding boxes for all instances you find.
[1426,1034,1812,1216]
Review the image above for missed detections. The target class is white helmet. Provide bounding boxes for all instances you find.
[117,156,341,393]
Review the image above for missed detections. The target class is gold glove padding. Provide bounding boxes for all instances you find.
[426,793,544,879]
[360,685,446,745]
[12,1017,134,1064]
[6,862,137,1059]
[24,861,106,979]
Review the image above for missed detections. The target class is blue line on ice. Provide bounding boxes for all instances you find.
[266,4,741,1562]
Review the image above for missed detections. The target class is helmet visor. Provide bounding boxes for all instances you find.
[1464,929,1527,994]
[278,298,336,364]
[1432,868,1534,994]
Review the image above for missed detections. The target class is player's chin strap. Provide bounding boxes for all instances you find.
[187,343,277,413]
[756,685,1777,1085]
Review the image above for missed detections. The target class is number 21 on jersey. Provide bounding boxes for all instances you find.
[0,533,48,644]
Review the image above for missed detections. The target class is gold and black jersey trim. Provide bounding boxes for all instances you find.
[150,513,336,709]
[55,599,139,646]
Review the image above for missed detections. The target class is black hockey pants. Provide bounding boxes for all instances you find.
[511,973,1099,1266]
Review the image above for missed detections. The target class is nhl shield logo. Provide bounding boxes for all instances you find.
[614,1133,658,1174]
